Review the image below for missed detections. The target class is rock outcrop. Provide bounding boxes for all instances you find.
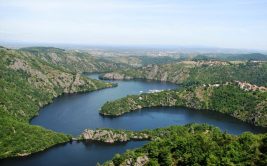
[8,58,103,96]
[119,155,149,166]
[100,72,133,80]
[81,129,149,143]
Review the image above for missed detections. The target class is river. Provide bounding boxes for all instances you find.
[1,74,266,166]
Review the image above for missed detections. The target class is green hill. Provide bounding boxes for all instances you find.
[102,124,267,166]
[0,47,113,158]
[100,60,267,86]
[18,47,128,73]
[100,83,267,127]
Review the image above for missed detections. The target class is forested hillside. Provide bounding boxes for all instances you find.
[102,124,267,166]
[100,60,267,86]
[1,46,266,162]
[0,47,114,158]
[193,53,267,61]
[100,83,267,127]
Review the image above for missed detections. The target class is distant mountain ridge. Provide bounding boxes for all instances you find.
[192,53,267,61]
[225,53,267,61]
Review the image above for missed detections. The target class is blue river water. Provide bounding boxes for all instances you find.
[1,74,266,166]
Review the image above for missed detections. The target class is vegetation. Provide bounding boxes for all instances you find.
[101,60,267,86]
[103,124,267,166]
[1,46,267,162]
[0,47,114,158]
[186,61,267,86]
[0,110,71,158]
[100,83,267,127]
[221,53,267,61]
[194,53,267,61]
[134,56,179,65]
[19,47,129,73]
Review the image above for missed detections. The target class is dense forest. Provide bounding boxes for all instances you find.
[193,53,267,61]
[100,84,267,127]
[102,124,267,166]
[0,46,266,164]
[0,110,71,158]
[0,47,114,158]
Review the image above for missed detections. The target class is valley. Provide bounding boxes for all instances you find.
[0,46,266,166]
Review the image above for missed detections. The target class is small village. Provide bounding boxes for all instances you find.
[235,81,267,92]
[203,81,267,92]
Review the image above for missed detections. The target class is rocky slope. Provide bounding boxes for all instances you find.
[0,47,114,158]
[81,129,149,143]
[100,83,267,127]
[19,47,127,73]
[99,72,133,80]
[100,60,267,86]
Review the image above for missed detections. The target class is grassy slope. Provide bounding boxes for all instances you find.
[0,47,113,158]
[100,84,267,127]
[102,124,267,166]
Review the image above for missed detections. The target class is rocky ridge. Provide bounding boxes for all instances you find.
[19,47,127,73]
[100,61,267,86]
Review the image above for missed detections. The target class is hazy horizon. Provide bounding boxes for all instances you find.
[1,0,267,50]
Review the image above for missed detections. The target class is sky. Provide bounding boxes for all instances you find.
[0,0,267,50]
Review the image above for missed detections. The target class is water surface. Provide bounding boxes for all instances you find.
[1,74,266,166]
[31,74,177,135]
[0,141,148,166]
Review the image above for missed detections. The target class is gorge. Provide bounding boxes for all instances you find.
[1,74,266,166]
